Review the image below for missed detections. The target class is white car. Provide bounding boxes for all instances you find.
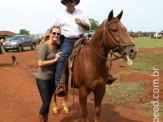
[154,32,163,39]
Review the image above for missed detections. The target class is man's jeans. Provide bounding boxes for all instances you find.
[55,37,78,87]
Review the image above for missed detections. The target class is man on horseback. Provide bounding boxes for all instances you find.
[54,0,91,95]
[54,0,117,96]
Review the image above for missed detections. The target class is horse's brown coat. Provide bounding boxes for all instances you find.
[72,10,137,122]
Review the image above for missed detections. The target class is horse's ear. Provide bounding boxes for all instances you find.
[108,10,113,21]
[117,10,123,20]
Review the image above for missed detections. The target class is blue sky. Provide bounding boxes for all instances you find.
[0,0,163,34]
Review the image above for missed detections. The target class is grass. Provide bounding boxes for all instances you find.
[143,102,163,118]
[2,37,163,52]
[134,37,163,48]
[113,38,163,117]
[104,81,147,104]
[1,37,162,119]
[131,37,163,74]
[122,52,163,74]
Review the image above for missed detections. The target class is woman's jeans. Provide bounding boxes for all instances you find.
[36,78,54,116]
[55,37,78,87]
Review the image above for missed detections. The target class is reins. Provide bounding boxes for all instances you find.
[87,41,111,61]
[87,19,122,70]
[87,41,123,70]
[87,19,135,70]
[88,19,135,69]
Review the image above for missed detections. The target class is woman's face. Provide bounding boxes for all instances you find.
[50,28,61,43]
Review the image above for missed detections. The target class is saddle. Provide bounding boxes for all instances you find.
[59,37,88,90]
[56,37,116,96]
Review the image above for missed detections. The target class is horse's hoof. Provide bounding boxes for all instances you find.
[63,110,70,115]
[53,110,59,115]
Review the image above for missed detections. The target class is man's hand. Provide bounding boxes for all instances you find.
[75,18,90,31]
[75,18,83,26]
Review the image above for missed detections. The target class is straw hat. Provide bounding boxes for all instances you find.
[61,0,80,5]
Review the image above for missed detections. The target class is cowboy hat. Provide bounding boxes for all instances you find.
[61,0,80,5]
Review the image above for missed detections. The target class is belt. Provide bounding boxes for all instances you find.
[61,35,80,40]
[65,37,79,40]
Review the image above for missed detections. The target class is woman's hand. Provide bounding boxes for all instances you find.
[54,52,62,62]
[38,52,62,67]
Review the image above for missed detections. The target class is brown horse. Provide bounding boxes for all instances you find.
[72,10,137,122]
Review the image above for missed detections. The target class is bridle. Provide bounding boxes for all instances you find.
[87,19,135,69]
[88,19,135,61]
[104,19,135,51]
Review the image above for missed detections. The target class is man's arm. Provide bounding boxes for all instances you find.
[79,22,90,31]
[75,18,90,31]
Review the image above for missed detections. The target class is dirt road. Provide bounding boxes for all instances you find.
[0,49,155,122]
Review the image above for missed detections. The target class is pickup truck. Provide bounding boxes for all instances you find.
[3,35,37,52]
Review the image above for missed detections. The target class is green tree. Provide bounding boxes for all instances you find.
[19,29,30,35]
[89,18,99,31]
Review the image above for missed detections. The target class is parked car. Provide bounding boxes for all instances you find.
[150,32,163,39]
[3,35,37,52]
[154,32,163,39]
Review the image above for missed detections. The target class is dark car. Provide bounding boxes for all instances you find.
[3,35,37,52]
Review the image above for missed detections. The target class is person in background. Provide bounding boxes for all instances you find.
[54,0,91,95]
[0,39,4,54]
[36,26,62,122]
[39,29,50,47]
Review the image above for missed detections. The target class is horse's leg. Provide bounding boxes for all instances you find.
[63,95,70,115]
[79,86,88,122]
[94,85,105,122]
[53,92,59,114]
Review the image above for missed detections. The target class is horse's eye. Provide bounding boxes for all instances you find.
[111,29,117,32]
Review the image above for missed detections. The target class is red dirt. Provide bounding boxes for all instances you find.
[138,47,163,54]
[0,48,162,122]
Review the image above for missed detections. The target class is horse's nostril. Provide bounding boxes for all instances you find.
[130,49,135,53]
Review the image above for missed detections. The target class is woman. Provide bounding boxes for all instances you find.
[36,26,62,122]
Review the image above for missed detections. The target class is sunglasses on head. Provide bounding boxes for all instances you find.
[52,32,60,36]
[65,0,75,4]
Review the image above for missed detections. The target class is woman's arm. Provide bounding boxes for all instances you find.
[38,52,62,67]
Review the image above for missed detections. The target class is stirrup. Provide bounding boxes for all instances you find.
[55,84,66,97]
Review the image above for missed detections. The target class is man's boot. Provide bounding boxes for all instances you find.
[55,62,68,97]
[55,83,66,97]
[106,74,117,85]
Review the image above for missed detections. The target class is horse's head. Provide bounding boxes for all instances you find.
[103,10,137,64]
